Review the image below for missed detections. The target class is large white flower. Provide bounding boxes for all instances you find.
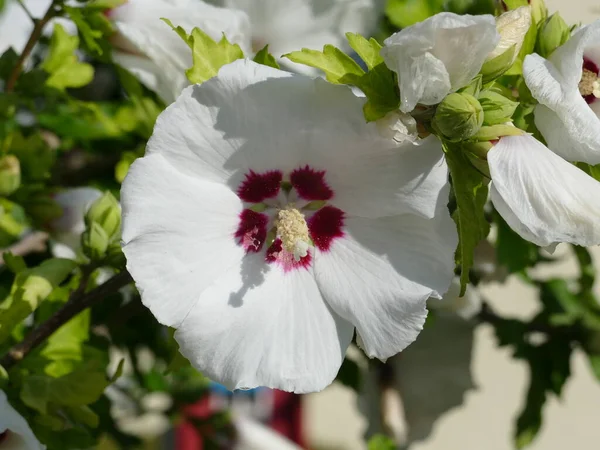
[0,390,45,449]
[0,0,75,56]
[380,12,499,113]
[523,21,600,164]
[210,0,383,72]
[488,134,600,247]
[108,0,252,104]
[121,59,457,393]
[49,187,102,259]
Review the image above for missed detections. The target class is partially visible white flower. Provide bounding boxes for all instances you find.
[381,13,499,112]
[0,390,45,450]
[0,0,76,56]
[211,0,384,74]
[121,59,457,393]
[488,134,600,248]
[523,20,600,164]
[376,110,419,145]
[49,187,102,259]
[108,0,252,104]
[234,416,301,450]
[140,392,173,412]
[117,413,171,440]
[487,6,531,61]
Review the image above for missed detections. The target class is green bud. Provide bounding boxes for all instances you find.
[471,124,524,141]
[82,221,109,261]
[85,192,121,240]
[536,13,570,58]
[0,155,21,196]
[478,90,519,125]
[458,75,482,97]
[529,0,548,25]
[434,93,484,141]
[480,44,518,83]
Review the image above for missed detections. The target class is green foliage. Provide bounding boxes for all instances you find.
[368,434,397,450]
[42,24,94,91]
[536,13,571,58]
[480,44,517,83]
[163,19,244,84]
[478,89,519,125]
[285,39,399,121]
[444,142,490,295]
[335,357,361,391]
[253,45,280,69]
[0,259,77,344]
[434,93,484,140]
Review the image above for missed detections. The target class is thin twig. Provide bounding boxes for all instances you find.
[0,232,49,264]
[16,0,36,22]
[5,2,57,92]
[0,270,133,370]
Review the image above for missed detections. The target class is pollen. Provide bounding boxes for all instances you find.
[579,68,599,97]
[275,205,310,261]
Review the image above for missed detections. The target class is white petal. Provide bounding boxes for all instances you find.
[488,6,531,61]
[235,416,302,450]
[121,153,245,328]
[489,135,600,247]
[328,135,451,220]
[549,21,600,87]
[0,390,45,449]
[381,13,499,112]
[314,211,457,359]
[174,252,354,393]
[110,0,252,102]
[151,59,449,219]
[523,25,600,164]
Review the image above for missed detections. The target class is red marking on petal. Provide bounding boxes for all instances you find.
[235,210,268,253]
[584,57,599,75]
[237,170,282,203]
[308,206,345,252]
[585,94,597,104]
[290,166,333,201]
[0,431,7,444]
[266,239,311,272]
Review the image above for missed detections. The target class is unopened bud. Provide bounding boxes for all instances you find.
[478,90,519,125]
[0,155,21,196]
[434,93,484,141]
[85,192,121,241]
[82,221,109,261]
[536,13,571,58]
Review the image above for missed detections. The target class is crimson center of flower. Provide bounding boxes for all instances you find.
[579,57,600,104]
[234,166,345,272]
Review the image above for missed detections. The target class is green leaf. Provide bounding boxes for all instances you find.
[368,434,396,450]
[335,357,361,391]
[65,6,113,56]
[284,45,364,84]
[444,143,490,294]
[65,405,100,428]
[343,63,399,122]
[0,259,77,343]
[253,45,280,69]
[386,0,444,29]
[21,364,113,414]
[3,252,27,274]
[162,19,244,84]
[345,33,383,70]
[495,212,539,273]
[42,24,94,90]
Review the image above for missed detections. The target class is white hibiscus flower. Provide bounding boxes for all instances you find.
[0,0,76,56]
[49,187,103,259]
[380,12,499,112]
[0,390,45,449]
[523,21,600,164]
[121,59,457,393]
[209,0,384,73]
[488,134,600,248]
[108,0,252,104]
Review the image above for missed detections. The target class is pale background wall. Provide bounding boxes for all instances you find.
[304,2,600,448]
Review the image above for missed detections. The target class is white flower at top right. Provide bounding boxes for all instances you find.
[523,21,600,164]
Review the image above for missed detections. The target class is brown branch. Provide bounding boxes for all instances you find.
[0,270,133,370]
[5,3,57,93]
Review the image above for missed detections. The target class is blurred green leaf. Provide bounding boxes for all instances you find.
[285,45,364,84]
[253,45,280,69]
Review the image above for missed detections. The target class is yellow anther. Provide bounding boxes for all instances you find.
[275,205,310,261]
[579,69,599,96]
